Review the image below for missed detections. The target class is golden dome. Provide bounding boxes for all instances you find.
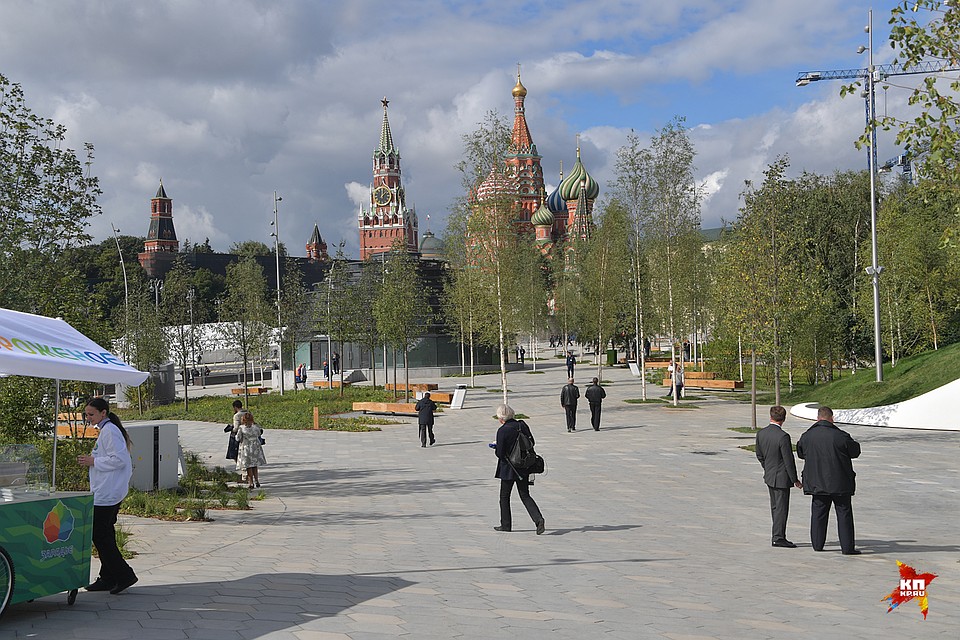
[512,77,527,98]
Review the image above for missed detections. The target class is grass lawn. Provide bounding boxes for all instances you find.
[753,341,960,409]
[116,387,401,431]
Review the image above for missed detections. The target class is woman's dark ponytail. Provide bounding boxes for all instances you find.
[86,397,132,450]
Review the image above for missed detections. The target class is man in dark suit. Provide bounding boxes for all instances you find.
[565,351,576,378]
[584,377,606,431]
[493,404,544,534]
[560,378,579,432]
[796,406,862,555]
[756,405,802,548]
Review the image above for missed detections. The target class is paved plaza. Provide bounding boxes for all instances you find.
[5,360,959,639]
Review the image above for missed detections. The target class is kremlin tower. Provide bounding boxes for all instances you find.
[138,180,179,279]
[358,98,419,258]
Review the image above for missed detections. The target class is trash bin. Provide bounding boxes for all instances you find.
[606,349,617,366]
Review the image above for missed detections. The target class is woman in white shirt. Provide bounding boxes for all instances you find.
[77,397,138,595]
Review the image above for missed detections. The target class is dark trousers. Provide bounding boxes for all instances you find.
[589,402,602,430]
[566,365,574,378]
[499,478,543,530]
[810,494,855,553]
[419,423,435,446]
[768,486,790,543]
[564,405,577,431]
[92,503,135,585]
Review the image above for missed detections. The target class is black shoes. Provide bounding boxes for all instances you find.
[536,520,545,535]
[772,540,797,548]
[86,578,115,592]
[494,526,511,532]
[594,428,599,431]
[842,549,862,555]
[110,574,138,594]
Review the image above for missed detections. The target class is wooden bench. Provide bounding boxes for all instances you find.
[425,392,453,404]
[386,383,438,392]
[312,380,351,389]
[683,371,717,380]
[352,402,419,416]
[55,425,98,438]
[231,387,269,396]
[664,378,744,390]
[643,361,698,369]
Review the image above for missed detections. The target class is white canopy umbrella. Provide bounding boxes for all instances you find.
[0,308,149,488]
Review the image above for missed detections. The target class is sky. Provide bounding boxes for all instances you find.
[0,0,930,259]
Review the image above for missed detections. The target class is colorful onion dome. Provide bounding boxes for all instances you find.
[476,165,516,202]
[546,182,566,213]
[559,147,599,201]
[531,202,555,227]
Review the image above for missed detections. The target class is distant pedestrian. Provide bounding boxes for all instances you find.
[323,360,329,381]
[756,405,802,548]
[332,352,340,375]
[493,404,545,535]
[666,363,684,399]
[643,337,651,359]
[796,406,862,555]
[585,377,606,431]
[683,339,691,362]
[415,392,438,447]
[294,363,307,390]
[235,410,266,489]
[549,336,556,348]
[565,351,576,378]
[560,377,580,432]
[518,345,525,365]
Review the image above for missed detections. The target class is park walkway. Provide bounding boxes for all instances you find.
[4,358,959,638]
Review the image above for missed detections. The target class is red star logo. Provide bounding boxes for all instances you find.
[882,560,937,619]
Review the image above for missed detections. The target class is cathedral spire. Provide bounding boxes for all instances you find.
[376,97,397,157]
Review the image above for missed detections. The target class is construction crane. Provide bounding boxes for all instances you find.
[795,61,960,173]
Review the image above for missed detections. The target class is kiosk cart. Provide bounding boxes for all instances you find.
[1,448,93,617]
[0,308,148,618]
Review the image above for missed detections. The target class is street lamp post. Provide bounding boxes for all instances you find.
[149,279,163,310]
[270,191,285,395]
[110,224,129,361]
[186,287,196,372]
[861,8,884,382]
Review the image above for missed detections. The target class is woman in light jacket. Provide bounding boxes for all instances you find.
[78,397,138,594]
[235,410,266,489]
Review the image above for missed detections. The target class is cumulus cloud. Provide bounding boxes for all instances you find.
[1,0,896,256]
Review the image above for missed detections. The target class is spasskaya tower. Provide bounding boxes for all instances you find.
[358,98,419,258]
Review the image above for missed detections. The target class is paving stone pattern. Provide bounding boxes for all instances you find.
[4,359,959,638]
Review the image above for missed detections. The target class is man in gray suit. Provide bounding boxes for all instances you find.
[756,405,802,548]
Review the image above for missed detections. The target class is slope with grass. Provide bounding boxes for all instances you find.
[783,342,960,430]
[771,341,960,410]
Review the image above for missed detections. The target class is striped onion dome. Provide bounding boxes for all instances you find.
[531,201,555,227]
[558,147,599,201]
[546,182,566,214]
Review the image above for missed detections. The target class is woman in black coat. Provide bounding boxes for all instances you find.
[493,404,545,534]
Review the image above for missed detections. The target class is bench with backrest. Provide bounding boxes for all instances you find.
[312,380,351,389]
[231,387,269,396]
[425,392,453,404]
[664,377,744,390]
[385,383,438,392]
[352,402,419,416]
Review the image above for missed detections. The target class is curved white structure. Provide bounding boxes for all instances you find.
[790,378,960,431]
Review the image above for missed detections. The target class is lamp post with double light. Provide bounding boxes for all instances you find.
[270,191,285,394]
[111,224,130,361]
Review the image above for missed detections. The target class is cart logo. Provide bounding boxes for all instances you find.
[42,500,76,543]
[882,560,937,619]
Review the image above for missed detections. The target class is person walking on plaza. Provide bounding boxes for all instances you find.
[796,406,862,555]
[415,392,438,447]
[235,410,266,489]
[79,397,138,595]
[560,377,580,432]
[493,404,545,534]
[518,345,525,365]
[585,377,606,431]
[756,405,803,548]
[565,351,576,378]
[332,352,340,375]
